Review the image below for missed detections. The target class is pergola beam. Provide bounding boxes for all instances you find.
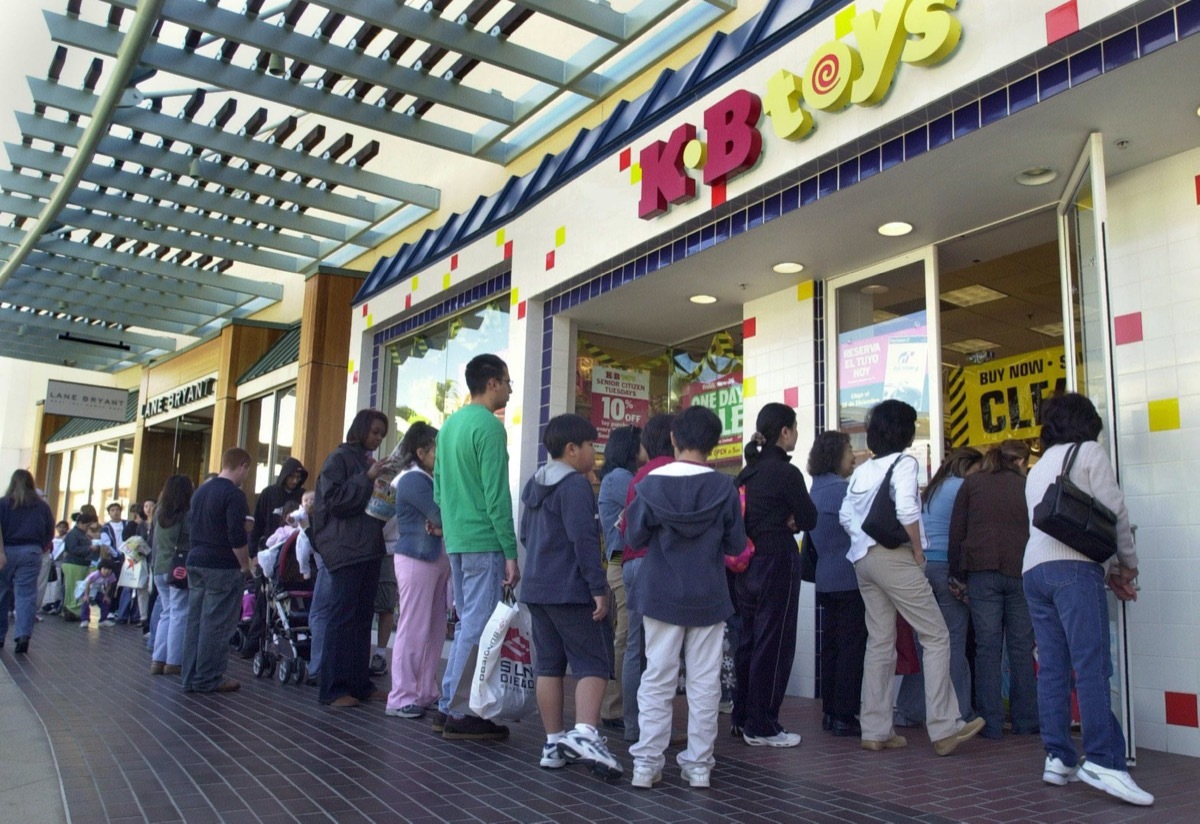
[10,261,231,316]
[3,279,203,335]
[0,309,176,351]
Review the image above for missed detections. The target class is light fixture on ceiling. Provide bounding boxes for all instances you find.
[860,284,889,295]
[57,332,132,352]
[941,284,1008,307]
[966,350,996,364]
[772,262,804,274]
[877,221,912,237]
[268,53,287,76]
[1031,322,1065,337]
[689,294,718,304]
[944,338,999,354]
[1016,167,1057,186]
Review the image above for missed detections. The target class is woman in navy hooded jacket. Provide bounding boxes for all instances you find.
[731,403,817,748]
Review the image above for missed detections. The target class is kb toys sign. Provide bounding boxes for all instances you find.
[637,0,963,219]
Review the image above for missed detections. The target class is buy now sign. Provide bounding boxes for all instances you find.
[637,0,963,220]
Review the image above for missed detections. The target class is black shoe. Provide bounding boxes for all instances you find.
[601,717,625,731]
[430,711,448,733]
[832,719,862,737]
[822,713,834,731]
[14,636,30,654]
[442,715,509,741]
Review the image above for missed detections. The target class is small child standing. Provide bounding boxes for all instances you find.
[624,406,746,789]
[519,414,622,779]
[80,558,120,627]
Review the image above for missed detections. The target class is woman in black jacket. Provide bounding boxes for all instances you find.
[731,403,818,747]
[313,409,392,707]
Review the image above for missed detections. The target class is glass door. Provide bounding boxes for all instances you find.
[1058,132,1134,763]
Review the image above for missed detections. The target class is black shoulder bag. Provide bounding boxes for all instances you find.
[1031,443,1118,563]
[862,455,912,549]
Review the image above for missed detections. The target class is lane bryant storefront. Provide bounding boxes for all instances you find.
[349,0,1200,761]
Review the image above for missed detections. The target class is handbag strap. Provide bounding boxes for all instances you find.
[1059,442,1083,481]
[877,454,906,498]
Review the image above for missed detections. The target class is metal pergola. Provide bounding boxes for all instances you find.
[0,0,734,371]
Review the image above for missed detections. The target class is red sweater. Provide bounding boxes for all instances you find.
[620,455,675,563]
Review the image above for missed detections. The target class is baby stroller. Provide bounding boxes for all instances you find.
[251,530,313,685]
[229,579,258,655]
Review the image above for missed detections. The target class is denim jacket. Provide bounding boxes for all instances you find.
[390,467,444,562]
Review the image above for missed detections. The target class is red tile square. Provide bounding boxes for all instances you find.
[1046,1,1079,44]
[1194,174,1200,205]
[503,240,513,259]
[352,370,359,385]
[743,317,756,339]
[1113,312,1143,345]
[404,293,411,310]
[451,254,459,271]
[783,386,799,407]
[545,250,555,270]
[361,304,368,317]
[1165,691,1200,727]
[517,300,527,320]
[619,147,631,172]
[711,180,727,208]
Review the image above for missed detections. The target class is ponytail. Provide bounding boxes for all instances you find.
[744,402,796,464]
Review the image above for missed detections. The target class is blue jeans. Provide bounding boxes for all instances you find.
[1024,561,1126,770]
[439,551,505,715]
[308,555,330,676]
[152,573,189,666]
[0,545,45,642]
[115,586,140,623]
[895,561,973,724]
[969,570,1038,737]
[319,557,382,704]
[181,566,244,692]
[621,557,645,737]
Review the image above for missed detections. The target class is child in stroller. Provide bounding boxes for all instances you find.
[250,511,314,685]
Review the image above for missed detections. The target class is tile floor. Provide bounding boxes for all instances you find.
[4,617,1199,823]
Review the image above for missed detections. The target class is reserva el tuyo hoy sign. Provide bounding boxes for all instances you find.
[637,0,962,219]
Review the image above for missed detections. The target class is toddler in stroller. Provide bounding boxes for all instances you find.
[250,525,313,685]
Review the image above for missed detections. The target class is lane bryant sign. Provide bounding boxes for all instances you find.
[638,0,962,219]
[141,376,217,419]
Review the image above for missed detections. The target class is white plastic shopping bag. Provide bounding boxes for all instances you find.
[469,595,537,721]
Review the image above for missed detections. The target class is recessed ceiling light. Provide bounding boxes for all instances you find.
[877,221,913,237]
[772,262,805,274]
[689,294,718,304]
[1016,167,1058,186]
[1031,322,1064,337]
[941,284,1008,307]
[861,284,889,295]
[944,338,999,354]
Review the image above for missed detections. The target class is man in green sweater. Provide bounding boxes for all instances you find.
[433,353,521,740]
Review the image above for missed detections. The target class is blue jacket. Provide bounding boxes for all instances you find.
[624,461,745,627]
[809,474,856,593]
[391,467,444,562]
[519,460,605,605]
[0,497,54,548]
[922,476,964,563]
[597,467,633,561]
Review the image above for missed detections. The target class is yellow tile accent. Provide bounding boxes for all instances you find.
[631,162,642,185]
[796,281,814,301]
[743,376,757,399]
[511,409,522,425]
[365,314,373,328]
[348,359,355,372]
[1148,398,1181,432]
[411,276,419,291]
[835,4,856,39]
[555,226,566,247]
[510,288,520,306]
[443,273,451,290]
[495,229,505,246]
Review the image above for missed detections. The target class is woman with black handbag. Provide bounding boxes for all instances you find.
[838,400,985,756]
[1023,393,1151,806]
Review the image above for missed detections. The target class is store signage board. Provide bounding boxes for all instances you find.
[952,347,1067,446]
[837,311,929,423]
[637,0,963,219]
[681,372,744,462]
[141,375,218,420]
[591,366,651,446]
[45,380,129,423]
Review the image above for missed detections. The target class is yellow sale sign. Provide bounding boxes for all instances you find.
[948,347,1067,447]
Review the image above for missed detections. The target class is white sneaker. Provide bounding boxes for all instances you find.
[1077,762,1154,806]
[558,726,623,779]
[79,620,89,628]
[743,731,802,748]
[539,741,566,769]
[631,766,661,789]
[681,765,711,788]
[1043,755,1080,786]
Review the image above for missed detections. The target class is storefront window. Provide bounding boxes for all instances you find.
[575,327,744,473]
[66,445,95,517]
[833,260,932,480]
[241,386,297,491]
[93,442,121,506]
[384,300,511,445]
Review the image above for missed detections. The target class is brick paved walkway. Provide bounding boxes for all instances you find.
[4,616,1198,823]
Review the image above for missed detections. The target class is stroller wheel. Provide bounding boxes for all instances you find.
[264,653,277,679]
[230,628,246,651]
[278,658,293,684]
[294,658,307,686]
[252,651,266,678]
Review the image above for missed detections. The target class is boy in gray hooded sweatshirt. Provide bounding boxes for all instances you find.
[624,406,746,790]
[519,414,622,780]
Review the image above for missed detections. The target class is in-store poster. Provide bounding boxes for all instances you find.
[590,366,651,446]
[838,311,929,423]
[681,372,744,462]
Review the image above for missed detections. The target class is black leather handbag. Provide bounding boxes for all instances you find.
[1032,443,1118,563]
[862,455,911,549]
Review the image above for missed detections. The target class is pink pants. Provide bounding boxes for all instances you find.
[387,552,452,711]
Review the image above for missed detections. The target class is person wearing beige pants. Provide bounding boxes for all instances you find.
[601,557,627,724]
